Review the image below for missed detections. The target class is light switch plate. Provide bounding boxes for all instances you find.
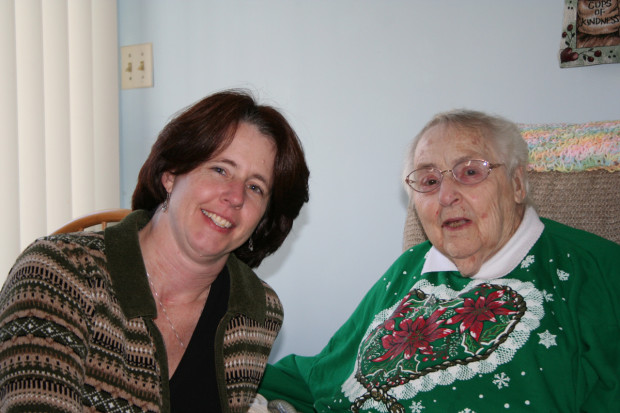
[121,43,153,90]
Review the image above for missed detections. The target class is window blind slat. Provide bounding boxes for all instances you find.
[68,0,95,217]
[43,0,72,232]
[0,0,21,280]
[92,0,120,210]
[15,0,47,247]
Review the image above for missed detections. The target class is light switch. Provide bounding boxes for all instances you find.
[121,43,153,90]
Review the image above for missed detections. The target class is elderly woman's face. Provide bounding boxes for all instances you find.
[412,124,525,276]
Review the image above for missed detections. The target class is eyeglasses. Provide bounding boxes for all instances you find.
[405,159,503,193]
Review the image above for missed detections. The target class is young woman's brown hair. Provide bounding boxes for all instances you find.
[132,89,310,267]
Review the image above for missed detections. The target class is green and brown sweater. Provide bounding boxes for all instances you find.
[0,210,283,413]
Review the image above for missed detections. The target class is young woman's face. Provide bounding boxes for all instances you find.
[162,122,276,266]
[412,125,526,276]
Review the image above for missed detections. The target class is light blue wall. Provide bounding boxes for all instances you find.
[118,0,620,361]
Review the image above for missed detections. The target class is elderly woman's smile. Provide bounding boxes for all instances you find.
[442,218,471,229]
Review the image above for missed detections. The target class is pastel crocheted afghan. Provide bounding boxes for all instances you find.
[519,120,620,172]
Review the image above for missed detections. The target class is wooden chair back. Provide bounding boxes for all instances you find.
[51,209,132,234]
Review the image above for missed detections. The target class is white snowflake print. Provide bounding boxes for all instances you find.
[520,254,535,269]
[557,269,570,281]
[542,289,554,302]
[538,330,557,348]
[492,372,510,389]
[409,400,425,412]
[458,408,476,413]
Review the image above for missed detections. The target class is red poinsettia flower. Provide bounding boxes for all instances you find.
[380,293,416,331]
[372,308,453,362]
[446,290,517,341]
[392,292,415,318]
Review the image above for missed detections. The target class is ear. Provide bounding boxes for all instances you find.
[161,171,176,193]
[511,166,527,204]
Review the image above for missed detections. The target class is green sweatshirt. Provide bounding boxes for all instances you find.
[259,219,620,412]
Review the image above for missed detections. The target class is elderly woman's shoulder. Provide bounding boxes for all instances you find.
[539,217,620,252]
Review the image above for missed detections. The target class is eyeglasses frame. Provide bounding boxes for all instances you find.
[405,159,504,193]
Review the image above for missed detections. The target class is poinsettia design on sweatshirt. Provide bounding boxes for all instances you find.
[350,283,525,412]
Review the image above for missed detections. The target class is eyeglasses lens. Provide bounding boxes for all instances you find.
[412,169,442,192]
[453,160,490,185]
[407,160,491,192]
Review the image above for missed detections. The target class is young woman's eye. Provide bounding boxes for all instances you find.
[248,184,265,196]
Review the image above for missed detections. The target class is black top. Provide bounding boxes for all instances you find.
[169,266,231,412]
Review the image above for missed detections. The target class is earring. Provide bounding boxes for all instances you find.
[162,191,171,212]
[248,237,254,252]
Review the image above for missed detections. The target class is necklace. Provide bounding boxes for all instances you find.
[146,272,185,348]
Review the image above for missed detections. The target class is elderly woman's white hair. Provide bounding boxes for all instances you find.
[402,109,532,206]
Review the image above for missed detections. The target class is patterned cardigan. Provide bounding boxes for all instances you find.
[0,210,283,413]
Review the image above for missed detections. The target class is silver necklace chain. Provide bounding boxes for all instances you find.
[146,272,185,348]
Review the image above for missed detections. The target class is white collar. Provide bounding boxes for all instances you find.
[421,206,544,279]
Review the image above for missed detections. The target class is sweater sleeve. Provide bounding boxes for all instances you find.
[257,286,385,412]
[0,238,94,412]
[573,238,620,411]
[539,220,620,411]
[259,355,318,413]
[257,280,392,411]
[258,249,422,412]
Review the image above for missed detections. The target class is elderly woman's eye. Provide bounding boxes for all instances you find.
[212,167,226,175]
[420,176,439,187]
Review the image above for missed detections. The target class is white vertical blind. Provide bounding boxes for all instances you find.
[68,0,95,216]
[15,0,47,253]
[43,0,72,231]
[0,0,21,286]
[0,0,119,284]
[92,0,121,209]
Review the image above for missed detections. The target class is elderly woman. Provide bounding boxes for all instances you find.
[257,110,620,412]
[0,89,310,413]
